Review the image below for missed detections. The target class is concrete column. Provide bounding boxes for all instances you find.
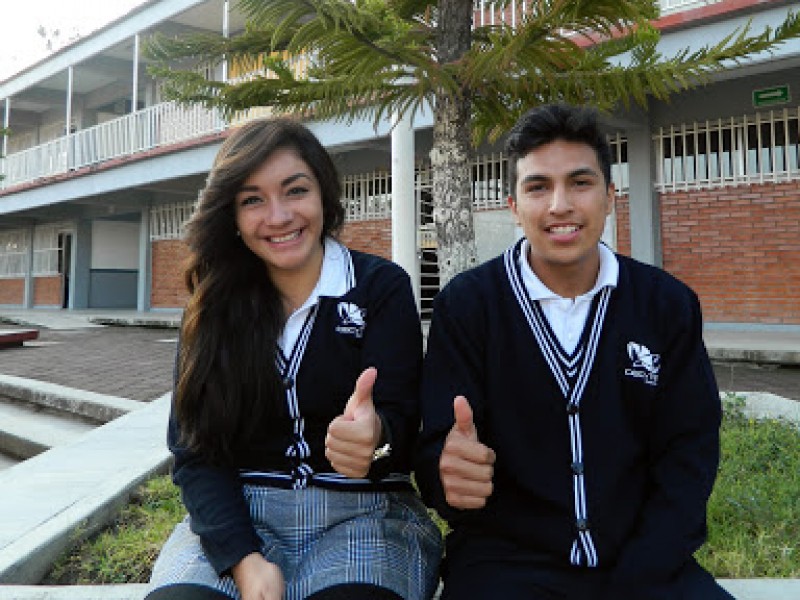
[2,98,9,158]
[23,224,34,308]
[391,109,420,309]
[132,34,140,112]
[222,0,230,82]
[626,125,662,267]
[65,66,73,132]
[137,205,151,312]
[65,66,74,169]
[71,219,91,309]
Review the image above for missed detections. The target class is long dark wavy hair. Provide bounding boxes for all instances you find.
[176,117,345,465]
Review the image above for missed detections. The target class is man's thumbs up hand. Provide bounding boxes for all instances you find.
[326,367,383,478]
[439,395,496,510]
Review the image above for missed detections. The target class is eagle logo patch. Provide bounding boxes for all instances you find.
[336,302,367,338]
[625,342,660,386]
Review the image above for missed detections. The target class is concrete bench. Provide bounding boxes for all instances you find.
[0,395,171,584]
[1,579,800,599]
[0,329,39,349]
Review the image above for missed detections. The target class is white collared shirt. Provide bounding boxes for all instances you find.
[279,237,350,353]
[518,240,619,355]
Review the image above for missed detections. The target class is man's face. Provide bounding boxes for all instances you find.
[509,138,613,295]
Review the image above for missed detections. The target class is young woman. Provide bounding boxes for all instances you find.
[146,118,442,600]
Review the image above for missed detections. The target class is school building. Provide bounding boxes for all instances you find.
[1,0,798,327]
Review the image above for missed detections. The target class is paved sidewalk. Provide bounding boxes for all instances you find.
[0,325,176,402]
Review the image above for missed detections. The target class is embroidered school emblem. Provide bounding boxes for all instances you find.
[624,342,660,386]
[336,302,367,338]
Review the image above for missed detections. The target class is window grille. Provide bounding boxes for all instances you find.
[0,229,28,278]
[659,0,723,17]
[32,222,70,276]
[474,0,528,28]
[342,171,393,222]
[472,1,722,25]
[472,153,509,210]
[655,107,800,191]
[609,133,629,195]
[150,201,196,241]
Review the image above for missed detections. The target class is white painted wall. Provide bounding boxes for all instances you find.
[474,209,518,263]
[91,220,140,269]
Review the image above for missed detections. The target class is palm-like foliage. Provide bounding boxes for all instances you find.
[145,0,800,283]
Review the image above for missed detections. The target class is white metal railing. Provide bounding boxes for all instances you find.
[654,107,800,192]
[0,102,225,190]
[150,201,196,241]
[472,153,509,210]
[343,144,629,222]
[342,171,393,222]
[609,133,630,195]
[659,0,723,17]
[473,0,723,26]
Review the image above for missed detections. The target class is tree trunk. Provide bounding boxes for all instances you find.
[431,0,478,286]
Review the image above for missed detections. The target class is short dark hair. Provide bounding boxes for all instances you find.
[505,103,612,195]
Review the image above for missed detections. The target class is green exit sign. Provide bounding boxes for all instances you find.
[753,85,790,107]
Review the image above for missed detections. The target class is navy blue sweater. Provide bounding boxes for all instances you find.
[416,243,721,594]
[168,249,422,575]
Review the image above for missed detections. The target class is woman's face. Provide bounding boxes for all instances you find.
[234,147,325,280]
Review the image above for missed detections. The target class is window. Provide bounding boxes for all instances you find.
[655,108,800,191]
[0,230,28,278]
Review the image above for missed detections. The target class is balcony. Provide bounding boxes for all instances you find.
[0,0,733,192]
[0,101,227,191]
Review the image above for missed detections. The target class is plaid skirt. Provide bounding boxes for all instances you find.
[148,485,443,600]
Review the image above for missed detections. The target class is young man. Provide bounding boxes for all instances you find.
[416,103,732,599]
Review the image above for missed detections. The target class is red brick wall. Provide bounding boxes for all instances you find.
[149,223,393,310]
[33,276,62,306]
[613,194,631,257]
[339,219,392,259]
[660,181,800,324]
[0,278,24,305]
[151,239,191,309]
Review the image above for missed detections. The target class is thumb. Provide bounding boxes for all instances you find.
[453,395,477,440]
[343,367,377,420]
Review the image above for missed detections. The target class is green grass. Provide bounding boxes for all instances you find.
[43,475,186,584]
[44,396,800,583]
[695,395,800,577]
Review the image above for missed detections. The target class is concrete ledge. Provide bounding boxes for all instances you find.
[708,346,800,365]
[0,584,148,599]
[0,395,171,584]
[0,329,39,349]
[720,578,800,599]
[704,328,800,366]
[0,374,143,423]
[89,317,180,329]
[732,391,800,425]
[2,579,799,600]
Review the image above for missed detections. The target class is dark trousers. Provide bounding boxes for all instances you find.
[441,553,734,600]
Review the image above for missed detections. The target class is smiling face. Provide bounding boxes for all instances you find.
[509,138,614,297]
[234,146,325,284]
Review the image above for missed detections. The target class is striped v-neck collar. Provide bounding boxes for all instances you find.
[503,238,614,569]
[272,238,356,489]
